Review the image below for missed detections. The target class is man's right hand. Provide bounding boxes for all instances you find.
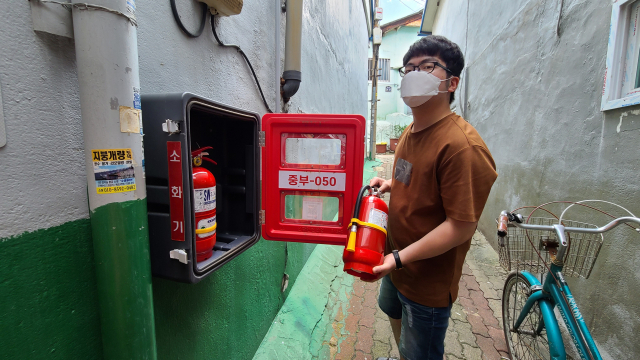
[369,177,392,194]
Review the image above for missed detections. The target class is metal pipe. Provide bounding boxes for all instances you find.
[71,1,157,359]
[282,0,303,100]
[362,0,372,38]
[275,0,281,111]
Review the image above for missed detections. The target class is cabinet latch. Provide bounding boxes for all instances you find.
[259,210,265,225]
[162,119,181,135]
[259,131,265,147]
[169,249,188,264]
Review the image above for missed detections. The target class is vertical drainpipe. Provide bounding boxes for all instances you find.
[275,0,281,112]
[282,0,303,101]
[71,1,157,359]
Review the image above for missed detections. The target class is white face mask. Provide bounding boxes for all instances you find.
[400,71,449,108]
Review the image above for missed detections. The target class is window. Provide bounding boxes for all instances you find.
[378,58,390,82]
[602,0,640,110]
[368,58,391,82]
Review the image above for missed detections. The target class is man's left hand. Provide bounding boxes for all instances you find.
[370,253,397,280]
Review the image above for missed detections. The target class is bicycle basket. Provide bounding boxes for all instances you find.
[497,217,604,278]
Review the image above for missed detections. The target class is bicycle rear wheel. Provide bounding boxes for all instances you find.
[502,272,550,360]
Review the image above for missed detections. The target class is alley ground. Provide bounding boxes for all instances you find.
[254,155,510,360]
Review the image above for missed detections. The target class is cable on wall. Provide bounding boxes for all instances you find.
[170,0,208,38]
[211,15,273,113]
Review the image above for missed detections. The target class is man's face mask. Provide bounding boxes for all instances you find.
[400,71,449,108]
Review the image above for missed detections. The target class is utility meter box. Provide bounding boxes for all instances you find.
[141,93,365,283]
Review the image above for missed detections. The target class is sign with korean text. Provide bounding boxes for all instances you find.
[279,171,346,191]
[375,7,383,20]
[167,141,185,241]
[91,148,136,194]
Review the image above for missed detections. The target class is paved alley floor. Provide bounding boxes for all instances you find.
[328,230,510,360]
[254,155,510,360]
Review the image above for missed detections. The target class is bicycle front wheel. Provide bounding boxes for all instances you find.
[502,272,550,360]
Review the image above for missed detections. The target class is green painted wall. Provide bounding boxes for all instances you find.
[0,219,103,360]
[0,218,317,360]
[152,240,317,360]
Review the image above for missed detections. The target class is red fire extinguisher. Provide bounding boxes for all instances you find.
[343,185,389,280]
[192,146,217,262]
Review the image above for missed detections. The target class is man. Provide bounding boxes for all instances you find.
[368,35,498,360]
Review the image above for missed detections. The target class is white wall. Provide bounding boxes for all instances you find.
[0,1,85,239]
[433,0,640,357]
[0,0,368,239]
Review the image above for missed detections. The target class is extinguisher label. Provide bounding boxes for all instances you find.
[368,208,388,231]
[194,186,216,213]
[197,216,216,239]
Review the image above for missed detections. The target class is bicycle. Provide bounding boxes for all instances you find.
[496,205,640,360]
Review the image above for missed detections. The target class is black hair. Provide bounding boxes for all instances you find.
[403,35,464,104]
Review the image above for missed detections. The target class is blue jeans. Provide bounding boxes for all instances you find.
[378,275,452,360]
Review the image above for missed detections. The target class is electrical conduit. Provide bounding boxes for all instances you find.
[282,0,303,100]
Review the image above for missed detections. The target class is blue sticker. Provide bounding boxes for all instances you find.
[133,87,141,110]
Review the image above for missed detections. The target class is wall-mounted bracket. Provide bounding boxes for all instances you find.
[29,0,74,39]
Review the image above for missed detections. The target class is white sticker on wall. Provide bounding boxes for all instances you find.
[194,186,216,212]
[279,171,346,191]
[368,208,388,230]
[302,197,324,220]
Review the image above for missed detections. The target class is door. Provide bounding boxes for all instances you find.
[261,114,365,245]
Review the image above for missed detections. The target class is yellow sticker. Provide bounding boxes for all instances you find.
[92,148,136,194]
[119,106,141,134]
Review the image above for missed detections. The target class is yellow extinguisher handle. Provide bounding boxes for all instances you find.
[346,230,357,252]
[195,222,217,234]
[346,218,387,253]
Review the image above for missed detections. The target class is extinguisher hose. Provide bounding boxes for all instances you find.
[353,185,371,220]
[346,185,371,252]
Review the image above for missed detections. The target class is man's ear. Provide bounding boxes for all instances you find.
[447,77,460,93]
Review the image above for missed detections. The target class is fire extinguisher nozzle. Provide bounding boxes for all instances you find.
[346,231,357,252]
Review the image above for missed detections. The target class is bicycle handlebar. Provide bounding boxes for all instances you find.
[497,211,640,237]
[498,210,640,264]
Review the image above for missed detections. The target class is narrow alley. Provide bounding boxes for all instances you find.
[255,155,509,360]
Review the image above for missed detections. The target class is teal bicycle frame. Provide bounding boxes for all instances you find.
[505,216,640,360]
[516,267,600,360]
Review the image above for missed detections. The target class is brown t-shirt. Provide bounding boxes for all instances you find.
[387,113,497,307]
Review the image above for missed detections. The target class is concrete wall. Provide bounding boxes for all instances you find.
[434,0,640,358]
[0,0,367,359]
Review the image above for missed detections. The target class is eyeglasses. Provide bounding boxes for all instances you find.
[398,61,452,77]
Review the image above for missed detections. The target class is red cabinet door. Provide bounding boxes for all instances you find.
[261,114,365,245]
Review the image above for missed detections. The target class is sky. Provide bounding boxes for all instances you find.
[379,0,426,25]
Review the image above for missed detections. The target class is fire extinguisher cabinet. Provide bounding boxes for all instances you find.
[142,93,260,283]
[142,93,365,284]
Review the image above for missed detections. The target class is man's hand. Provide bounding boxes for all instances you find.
[360,253,396,282]
[369,177,392,193]
[373,253,396,278]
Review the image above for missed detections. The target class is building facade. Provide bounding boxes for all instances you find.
[367,11,422,147]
